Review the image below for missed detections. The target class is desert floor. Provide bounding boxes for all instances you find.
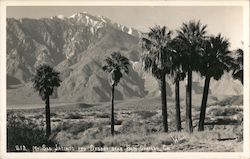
[7,95,243,152]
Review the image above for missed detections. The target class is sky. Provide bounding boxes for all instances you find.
[7,6,243,49]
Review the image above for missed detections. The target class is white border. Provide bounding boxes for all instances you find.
[0,1,249,159]
[243,0,250,157]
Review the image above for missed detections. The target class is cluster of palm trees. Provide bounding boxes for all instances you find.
[32,20,243,138]
[140,20,243,133]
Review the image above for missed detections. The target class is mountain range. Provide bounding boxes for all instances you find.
[7,12,243,105]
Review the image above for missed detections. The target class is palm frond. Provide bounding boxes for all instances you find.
[176,20,208,71]
[102,52,130,86]
[232,48,243,84]
[32,64,61,100]
[140,25,174,79]
[199,34,233,80]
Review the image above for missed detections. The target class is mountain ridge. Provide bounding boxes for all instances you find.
[7,12,243,104]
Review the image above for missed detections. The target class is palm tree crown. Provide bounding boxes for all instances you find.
[176,20,207,71]
[232,48,243,84]
[102,52,130,86]
[170,38,186,82]
[32,64,61,100]
[141,25,174,79]
[200,34,233,79]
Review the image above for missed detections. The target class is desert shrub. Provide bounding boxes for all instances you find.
[159,137,175,146]
[69,122,94,135]
[224,107,242,115]
[54,131,74,146]
[50,112,57,117]
[95,112,110,118]
[149,133,180,147]
[233,122,243,142]
[187,130,232,144]
[7,113,56,152]
[33,114,44,119]
[142,123,162,135]
[53,121,71,132]
[118,116,163,135]
[92,140,105,148]
[108,119,123,125]
[94,120,109,127]
[134,111,157,119]
[64,112,83,119]
[118,119,143,134]
[208,106,242,117]
[58,126,110,147]
[81,126,110,140]
[54,121,94,135]
[51,118,61,122]
[84,112,97,116]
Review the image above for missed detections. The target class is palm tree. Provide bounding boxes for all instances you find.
[170,38,186,131]
[102,52,130,136]
[176,20,207,133]
[232,48,243,84]
[198,34,233,131]
[32,64,61,137]
[140,25,174,132]
[172,71,186,131]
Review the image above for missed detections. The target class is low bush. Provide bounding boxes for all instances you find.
[118,119,143,134]
[208,106,242,117]
[95,112,110,118]
[81,126,110,140]
[7,113,56,152]
[69,122,94,135]
[64,112,83,119]
[54,121,94,135]
[108,119,123,125]
[134,111,157,119]
[233,123,243,142]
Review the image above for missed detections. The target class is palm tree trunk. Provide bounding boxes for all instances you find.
[186,70,193,133]
[111,84,115,136]
[198,76,211,131]
[175,80,181,131]
[45,95,51,137]
[160,75,168,132]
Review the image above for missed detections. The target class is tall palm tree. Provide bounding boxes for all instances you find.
[170,38,186,131]
[32,64,61,137]
[198,34,233,131]
[102,52,130,136]
[172,71,186,131]
[140,25,174,132]
[232,48,243,84]
[176,20,207,133]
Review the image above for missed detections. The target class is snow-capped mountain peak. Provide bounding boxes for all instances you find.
[68,12,140,37]
[69,12,88,19]
[50,14,66,20]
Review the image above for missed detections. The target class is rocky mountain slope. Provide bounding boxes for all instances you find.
[7,12,243,104]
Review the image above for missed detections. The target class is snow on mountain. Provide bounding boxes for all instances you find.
[68,12,140,37]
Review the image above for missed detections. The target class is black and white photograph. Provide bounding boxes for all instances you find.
[1,0,249,158]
